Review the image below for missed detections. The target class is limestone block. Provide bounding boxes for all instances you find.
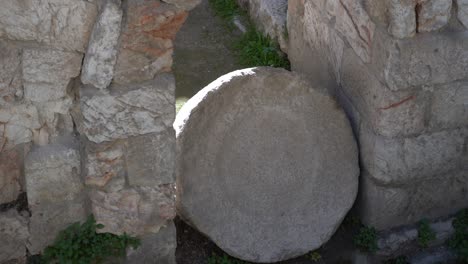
[84,140,126,190]
[113,1,188,84]
[126,222,176,264]
[417,0,452,32]
[90,185,175,236]
[0,0,98,52]
[28,200,87,254]
[81,0,123,89]
[430,81,468,129]
[22,48,83,102]
[175,68,359,262]
[360,126,467,185]
[388,0,416,38]
[76,74,175,143]
[0,147,23,204]
[341,48,427,137]
[0,41,22,106]
[0,104,41,150]
[247,0,288,51]
[456,0,468,28]
[358,170,468,230]
[24,138,82,207]
[34,96,75,142]
[126,131,175,187]
[0,210,29,263]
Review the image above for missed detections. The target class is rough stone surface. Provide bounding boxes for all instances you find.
[0,0,98,52]
[76,74,175,143]
[0,40,22,106]
[388,0,416,38]
[430,81,468,129]
[457,0,468,28]
[358,170,468,230]
[90,185,175,236]
[417,0,452,32]
[22,48,83,102]
[113,1,188,84]
[25,138,82,207]
[0,147,23,204]
[0,210,29,263]
[126,221,176,264]
[0,105,41,150]
[162,0,201,10]
[175,67,359,262]
[126,131,175,187]
[81,0,123,89]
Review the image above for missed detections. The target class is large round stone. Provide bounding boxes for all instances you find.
[174,67,359,263]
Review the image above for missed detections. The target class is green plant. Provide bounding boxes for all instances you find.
[207,253,250,264]
[353,226,378,253]
[306,251,322,262]
[385,256,409,264]
[235,29,290,69]
[448,209,468,263]
[417,219,436,248]
[208,0,244,22]
[41,215,140,264]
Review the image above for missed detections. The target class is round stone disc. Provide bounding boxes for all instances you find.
[174,67,359,263]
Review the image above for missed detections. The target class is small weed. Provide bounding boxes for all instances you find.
[208,0,244,23]
[41,215,140,264]
[235,29,290,69]
[207,253,250,264]
[417,219,436,248]
[354,226,378,253]
[385,256,409,264]
[306,251,322,262]
[448,209,468,263]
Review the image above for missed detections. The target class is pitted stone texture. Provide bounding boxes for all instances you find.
[81,0,123,89]
[126,131,175,187]
[126,222,176,264]
[457,0,468,28]
[247,0,288,51]
[0,105,41,150]
[388,0,416,38]
[84,140,126,190]
[0,210,29,263]
[175,67,359,263]
[0,0,97,52]
[25,139,82,207]
[28,199,87,254]
[358,170,468,230]
[430,81,468,130]
[0,147,23,204]
[22,48,83,102]
[113,1,188,85]
[90,185,176,236]
[360,126,467,185]
[76,74,175,143]
[417,0,452,32]
[0,41,22,106]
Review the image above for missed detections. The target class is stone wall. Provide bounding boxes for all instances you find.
[287,0,468,230]
[0,0,199,262]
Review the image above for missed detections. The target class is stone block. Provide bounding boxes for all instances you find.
[417,0,453,32]
[0,209,29,263]
[126,221,176,264]
[358,170,468,230]
[76,74,175,143]
[0,0,98,52]
[360,126,467,185]
[0,146,24,204]
[90,185,175,236]
[126,130,175,187]
[457,0,468,28]
[0,40,22,106]
[81,0,123,89]
[28,199,87,254]
[388,0,416,38]
[430,81,468,129]
[0,104,41,150]
[25,138,82,207]
[113,1,187,84]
